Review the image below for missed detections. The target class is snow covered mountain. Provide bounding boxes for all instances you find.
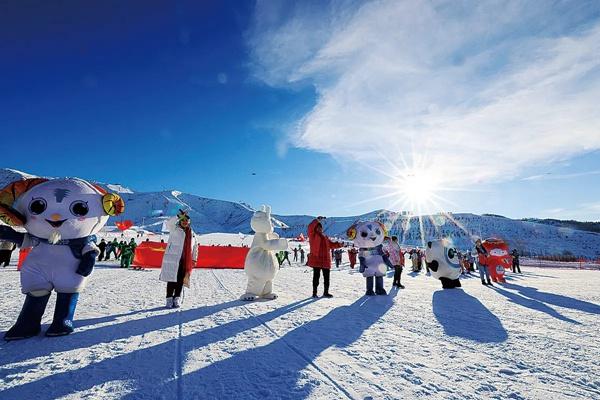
[1,168,599,258]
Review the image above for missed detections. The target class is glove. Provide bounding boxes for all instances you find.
[76,251,98,277]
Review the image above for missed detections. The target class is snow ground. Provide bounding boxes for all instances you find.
[1,258,599,399]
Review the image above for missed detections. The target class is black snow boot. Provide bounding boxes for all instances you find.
[322,292,333,298]
[487,279,494,287]
[365,276,375,296]
[481,280,488,285]
[375,276,387,295]
[4,293,51,341]
[46,293,79,337]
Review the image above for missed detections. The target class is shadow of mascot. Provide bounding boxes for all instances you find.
[433,289,508,343]
[145,293,399,400]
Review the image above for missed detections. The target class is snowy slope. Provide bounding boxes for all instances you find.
[1,168,600,258]
[0,259,599,399]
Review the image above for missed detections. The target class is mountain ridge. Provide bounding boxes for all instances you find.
[1,168,599,258]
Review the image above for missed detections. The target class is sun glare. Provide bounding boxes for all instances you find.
[391,169,440,213]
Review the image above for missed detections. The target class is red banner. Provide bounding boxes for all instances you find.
[18,242,249,270]
[196,246,249,269]
[132,241,248,269]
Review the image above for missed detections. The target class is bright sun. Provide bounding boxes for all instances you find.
[392,169,440,213]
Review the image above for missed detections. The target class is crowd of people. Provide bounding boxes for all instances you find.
[97,238,138,269]
[4,216,525,301]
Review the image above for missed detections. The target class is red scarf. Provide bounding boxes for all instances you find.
[180,225,194,276]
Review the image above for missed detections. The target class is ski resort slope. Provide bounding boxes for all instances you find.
[0,260,599,400]
[3,167,600,258]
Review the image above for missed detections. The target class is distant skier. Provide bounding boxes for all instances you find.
[293,247,298,262]
[0,240,16,267]
[466,250,475,272]
[117,240,126,260]
[385,236,404,288]
[120,238,137,268]
[277,250,291,267]
[475,239,493,286]
[105,238,118,260]
[411,250,419,272]
[299,247,305,264]
[334,248,343,269]
[348,245,358,269]
[511,249,521,273]
[97,239,107,261]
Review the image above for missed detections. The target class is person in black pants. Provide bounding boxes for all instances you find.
[166,259,186,299]
[511,249,521,273]
[307,217,341,298]
[97,239,107,261]
[0,240,16,267]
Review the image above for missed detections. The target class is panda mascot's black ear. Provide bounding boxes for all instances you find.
[427,260,439,272]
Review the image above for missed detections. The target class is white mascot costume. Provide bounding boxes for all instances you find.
[347,221,393,296]
[425,239,462,289]
[240,205,288,301]
[0,178,124,340]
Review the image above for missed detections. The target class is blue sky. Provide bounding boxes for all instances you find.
[2,1,600,221]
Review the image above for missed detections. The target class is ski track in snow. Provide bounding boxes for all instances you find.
[1,259,599,400]
[209,269,354,400]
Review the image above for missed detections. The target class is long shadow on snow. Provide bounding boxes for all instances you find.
[119,292,398,400]
[75,307,167,328]
[508,271,557,279]
[504,283,600,315]
[0,300,244,366]
[492,287,581,324]
[433,289,508,343]
[0,299,313,400]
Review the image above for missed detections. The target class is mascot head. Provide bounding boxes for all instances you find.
[251,205,274,234]
[425,239,461,281]
[346,220,387,248]
[0,177,125,242]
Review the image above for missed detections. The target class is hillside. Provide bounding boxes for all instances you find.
[1,168,599,258]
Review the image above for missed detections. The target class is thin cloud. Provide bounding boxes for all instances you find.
[522,170,600,181]
[248,0,600,186]
[543,202,600,221]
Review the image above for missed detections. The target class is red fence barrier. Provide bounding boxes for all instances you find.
[18,242,249,270]
[132,241,248,269]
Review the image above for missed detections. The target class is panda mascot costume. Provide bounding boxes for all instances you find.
[347,221,393,296]
[0,177,124,340]
[240,205,288,301]
[424,239,462,289]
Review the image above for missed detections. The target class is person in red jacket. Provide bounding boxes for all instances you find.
[307,217,342,298]
[348,245,358,269]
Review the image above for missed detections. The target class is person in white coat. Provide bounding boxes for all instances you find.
[159,210,198,308]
